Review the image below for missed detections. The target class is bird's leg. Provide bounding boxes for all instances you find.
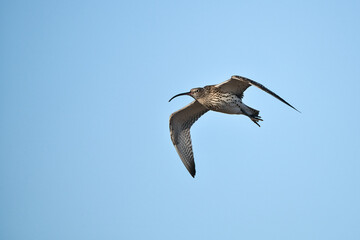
[239,103,262,127]
[249,115,263,127]
[252,120,261,127]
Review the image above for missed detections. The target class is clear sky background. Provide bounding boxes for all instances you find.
[1,0,360,239]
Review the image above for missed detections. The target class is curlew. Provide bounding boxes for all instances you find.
[169,75,299,177]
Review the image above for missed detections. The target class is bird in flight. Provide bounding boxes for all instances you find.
[169,75,299,177]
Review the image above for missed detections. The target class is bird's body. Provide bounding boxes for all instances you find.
[169,75,299,177]
[196,86,256,114]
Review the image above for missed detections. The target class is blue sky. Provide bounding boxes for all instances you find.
[1,0,360,239]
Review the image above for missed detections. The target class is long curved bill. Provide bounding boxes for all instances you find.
[168,92,191,102]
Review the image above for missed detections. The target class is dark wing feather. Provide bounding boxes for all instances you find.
[169,101,208,177]
[217,75,300,112]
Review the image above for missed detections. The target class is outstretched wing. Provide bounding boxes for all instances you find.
[169,100,208,177]
[216,75,300,112]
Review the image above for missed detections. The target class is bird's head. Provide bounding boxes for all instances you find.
[169,87,205,102]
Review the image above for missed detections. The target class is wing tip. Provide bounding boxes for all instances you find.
[186,165,196,178]
[232,74,301,114]
[288,104,301,113]
[190,169,196,178]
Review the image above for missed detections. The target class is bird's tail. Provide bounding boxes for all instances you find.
[248,107,259,117]
[247,106,262,127]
